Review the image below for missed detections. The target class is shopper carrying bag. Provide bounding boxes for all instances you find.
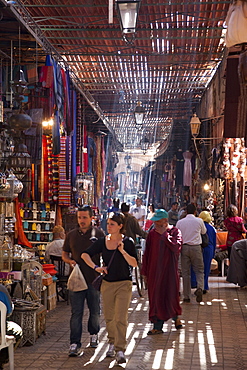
[81,212,138,365]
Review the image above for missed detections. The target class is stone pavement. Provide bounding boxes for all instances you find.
[3,276,247,370]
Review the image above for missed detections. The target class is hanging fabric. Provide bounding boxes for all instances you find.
[71,89,77,188]
[225,0,247,47]
[58,136,71,206]
[14,198,32,248]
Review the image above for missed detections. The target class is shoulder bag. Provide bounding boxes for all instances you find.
[201,233,209,248]
[92,247,117,291]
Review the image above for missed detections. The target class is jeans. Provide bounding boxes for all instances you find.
[69,284,100,346]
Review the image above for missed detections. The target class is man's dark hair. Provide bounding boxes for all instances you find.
[121,202,130,213]
[186,203,196,214]
[77,205,93,217]
[171,202,178,206]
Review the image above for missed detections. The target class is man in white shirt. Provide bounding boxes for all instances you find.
[176,203,207,303]
[45,225,70,276]
[130,198,146,227]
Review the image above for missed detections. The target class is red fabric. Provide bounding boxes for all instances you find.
[143,219,153,231]
[83,126,88,172]
[14,198,32,248]
[224,216,247,248]
[42,135,49,202]
[141,227,182,322]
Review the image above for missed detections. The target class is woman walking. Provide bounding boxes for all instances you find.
[81,212,137,364]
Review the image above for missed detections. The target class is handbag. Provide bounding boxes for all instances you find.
[92,247,117,291]
[201,233,209,248]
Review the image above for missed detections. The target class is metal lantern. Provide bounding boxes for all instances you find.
[134,102,145,127]
[8,142,31,179]
[190,113,201,137]
[116,0,141,34]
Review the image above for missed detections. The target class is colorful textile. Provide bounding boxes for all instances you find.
[14,198,32,248]
[58,136,71,205]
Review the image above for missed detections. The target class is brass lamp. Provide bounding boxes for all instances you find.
[190,113,201,137]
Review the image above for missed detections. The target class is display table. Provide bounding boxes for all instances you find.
[12,304,46,347]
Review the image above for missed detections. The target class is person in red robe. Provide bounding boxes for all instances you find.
[141,209,183,334]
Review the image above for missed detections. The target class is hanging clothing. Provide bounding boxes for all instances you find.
[175,150,184,186]
[183,151,193,187]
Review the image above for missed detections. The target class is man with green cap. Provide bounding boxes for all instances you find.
[141,209,183,334]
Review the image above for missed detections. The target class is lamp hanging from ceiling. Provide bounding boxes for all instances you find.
[116,0,141,34]
[140,135,149,154]
[190,113,201,137]
[134,101,145,127]
[8,141,31,180]
[124,153,132,166]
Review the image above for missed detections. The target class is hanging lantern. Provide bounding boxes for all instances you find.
[190,113,201,137]
[116,0,141,34]
[8,142,31,180]
[140,136,149,154]
[134,102,145,127]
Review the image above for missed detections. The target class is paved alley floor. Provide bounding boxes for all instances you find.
[4,276,247,370]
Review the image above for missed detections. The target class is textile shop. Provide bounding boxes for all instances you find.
[0,51,119,347]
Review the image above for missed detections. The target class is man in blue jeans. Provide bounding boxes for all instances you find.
[62,205,104,356]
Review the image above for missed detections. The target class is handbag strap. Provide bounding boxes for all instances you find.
[107,248,117,270]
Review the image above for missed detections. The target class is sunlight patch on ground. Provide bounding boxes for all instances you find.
[152,349,163,369]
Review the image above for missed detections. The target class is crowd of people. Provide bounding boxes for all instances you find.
[1,197,247,368]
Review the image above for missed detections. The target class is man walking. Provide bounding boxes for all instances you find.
[168,202,179,226]
[121,202,147,244]
[130,197,146,227]
[62,205,104,356]
[176,203,207,303]
[141,209,183,334]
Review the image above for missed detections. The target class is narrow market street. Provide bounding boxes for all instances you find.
[4,276,247,370]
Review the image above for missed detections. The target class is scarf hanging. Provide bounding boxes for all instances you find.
[46,135,53,202]
[14,198,32,248]
[71,89,77,187]
[58,136,71,206]
[42,135,49,202]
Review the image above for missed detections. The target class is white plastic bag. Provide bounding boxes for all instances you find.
[67,264,88,292]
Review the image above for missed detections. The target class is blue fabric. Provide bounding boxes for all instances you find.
[0,290,12,315]
[71,89,77,187]
[69,284,100,345]
[191,222,216,290]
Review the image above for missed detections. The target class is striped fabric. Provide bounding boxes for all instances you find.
[58,136,71,205]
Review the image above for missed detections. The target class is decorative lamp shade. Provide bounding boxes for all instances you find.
[116,0,141,34]
[134,102,145,126]
[124,154,132,166]
[8,113,32,131]
[11,68,28,103]
[190,113,201,137]
[140,136,149,154]
[8,143,31,180]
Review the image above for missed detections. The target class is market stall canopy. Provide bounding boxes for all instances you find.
[0,0,230,151]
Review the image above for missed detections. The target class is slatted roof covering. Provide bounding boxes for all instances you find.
[0,0,231,151]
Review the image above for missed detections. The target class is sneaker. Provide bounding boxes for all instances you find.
[68,343,81,357]
[90,334,98,348]
[116,351,126,364]
[106,343,115,357]
[195,288,203,303]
